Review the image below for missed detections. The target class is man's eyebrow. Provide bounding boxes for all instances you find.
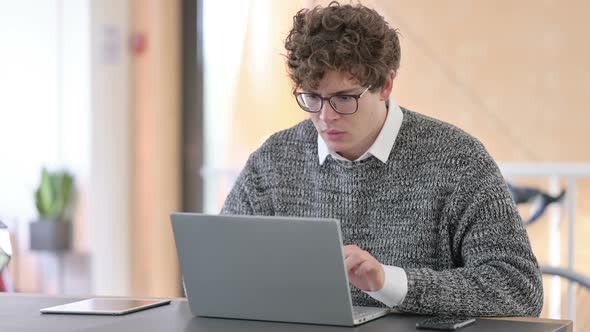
[307,88,359,95]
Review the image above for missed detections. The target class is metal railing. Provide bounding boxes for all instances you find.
[500,162,590,323]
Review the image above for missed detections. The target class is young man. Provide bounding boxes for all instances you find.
[222,2,543,317]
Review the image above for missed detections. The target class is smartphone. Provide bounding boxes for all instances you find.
[416,316,476,331]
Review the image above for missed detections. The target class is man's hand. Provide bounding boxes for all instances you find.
[343,245,385,292]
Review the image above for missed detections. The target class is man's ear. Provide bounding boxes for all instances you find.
[379,71,395,101]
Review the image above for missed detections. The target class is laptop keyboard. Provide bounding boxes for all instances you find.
[352,306,388,320]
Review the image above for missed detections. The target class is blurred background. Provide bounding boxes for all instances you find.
[0,0,589,329]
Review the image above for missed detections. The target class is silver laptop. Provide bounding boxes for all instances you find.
[170,213,390,326]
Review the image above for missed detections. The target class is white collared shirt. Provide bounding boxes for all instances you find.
[317,98,408,307]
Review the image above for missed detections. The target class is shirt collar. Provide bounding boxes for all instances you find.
[318,98,404,165]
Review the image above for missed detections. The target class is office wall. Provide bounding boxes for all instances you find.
[370,0,590,162]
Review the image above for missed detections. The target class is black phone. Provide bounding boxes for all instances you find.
[415,316,476,331]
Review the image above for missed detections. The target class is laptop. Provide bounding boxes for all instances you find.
[170,213,390,326]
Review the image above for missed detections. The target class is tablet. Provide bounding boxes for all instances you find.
[40,298,171,315]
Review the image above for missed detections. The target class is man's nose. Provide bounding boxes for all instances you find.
[318,100,340,122]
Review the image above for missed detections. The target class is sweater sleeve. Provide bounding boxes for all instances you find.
[397,146,544,317]
[220,158,256,216]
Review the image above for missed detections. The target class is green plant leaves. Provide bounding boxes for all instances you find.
[34,168,75,222]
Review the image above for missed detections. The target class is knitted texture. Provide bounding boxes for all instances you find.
[221,108,543,317]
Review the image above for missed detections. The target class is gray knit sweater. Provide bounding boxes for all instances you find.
[221,108,543,317]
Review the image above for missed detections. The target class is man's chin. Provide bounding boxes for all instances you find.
[327,143,349,154]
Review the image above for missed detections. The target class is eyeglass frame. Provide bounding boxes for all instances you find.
[293,85,373,115]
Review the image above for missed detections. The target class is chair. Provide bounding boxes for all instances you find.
[541,266,590,291]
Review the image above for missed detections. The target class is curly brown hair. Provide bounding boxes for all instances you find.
[285,1,400,91]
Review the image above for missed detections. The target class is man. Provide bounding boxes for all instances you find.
[222,1,543,317]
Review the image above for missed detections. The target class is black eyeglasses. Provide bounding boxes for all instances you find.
[293,85,372,115]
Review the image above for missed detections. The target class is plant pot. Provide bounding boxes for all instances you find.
[29,219,71,251]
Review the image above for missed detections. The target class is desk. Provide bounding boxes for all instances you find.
[0,293,572,332]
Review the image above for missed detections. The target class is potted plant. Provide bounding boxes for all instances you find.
[29,168,76,251]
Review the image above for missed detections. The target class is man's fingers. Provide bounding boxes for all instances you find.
[344,252,365,273]
[343,245,377,277]
[342,245,385,292]
[356,260,377,276]
[343,244,360,258]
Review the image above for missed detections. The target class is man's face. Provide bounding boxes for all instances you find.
[307,70,391,160]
